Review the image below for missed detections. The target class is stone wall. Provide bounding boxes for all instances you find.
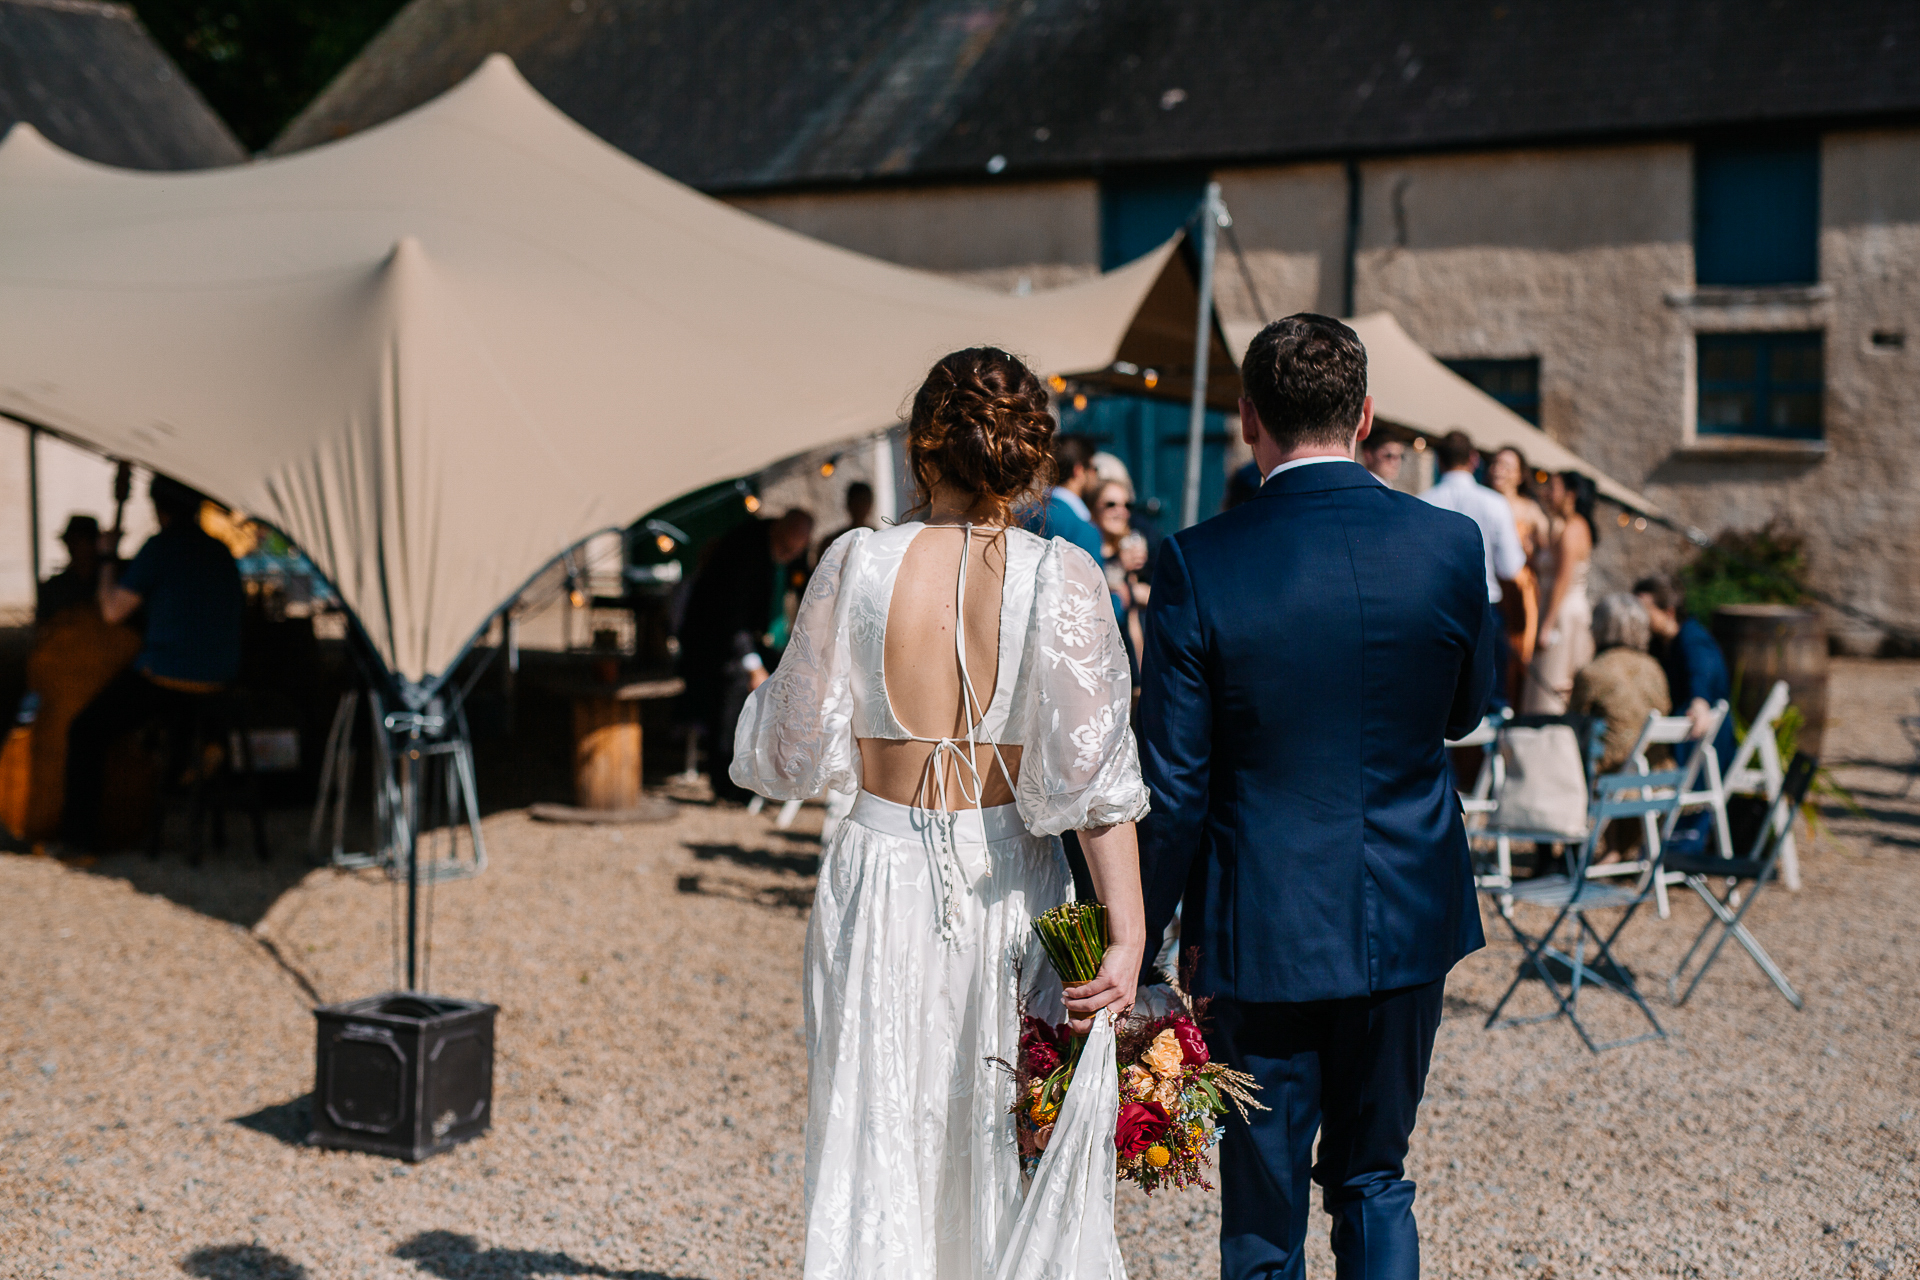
[724,135,1920,649]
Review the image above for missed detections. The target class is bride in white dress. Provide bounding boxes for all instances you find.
[732,348,1150,1280]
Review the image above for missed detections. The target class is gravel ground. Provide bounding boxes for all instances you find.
[4,658,1919,1279]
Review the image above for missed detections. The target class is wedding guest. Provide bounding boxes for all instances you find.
[1522,470,1596,713]
[36,515,106,624]
[1021,433,1105,564]
[677,507,814,803]
[1634,573,1736,771]
[1093,479,1150,670]
[1570,593,1671,775]
[62,477,243,852]
[820,481,876,554]
[1570,593,1671,861]
[1486,447,1552,704]
[1360,431,1408,487]
[1223,459,1263,510]
[1422,431,1525,706]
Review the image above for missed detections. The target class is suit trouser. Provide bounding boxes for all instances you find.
[1210,976,1446,1280]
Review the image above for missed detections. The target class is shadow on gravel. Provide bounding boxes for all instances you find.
[74,807,317,928]
[675,871,812,912]
[231,1094,312,1147]
[394,1230,704,1279]
[181,1243,311,1279]
[685,842,820,876]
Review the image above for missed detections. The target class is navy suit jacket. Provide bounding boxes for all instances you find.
[1139,459,1496,1004]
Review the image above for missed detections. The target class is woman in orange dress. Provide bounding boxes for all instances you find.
[1487,447,1552,708]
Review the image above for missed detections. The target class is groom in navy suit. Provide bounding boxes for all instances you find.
[1139,314,1495,1279]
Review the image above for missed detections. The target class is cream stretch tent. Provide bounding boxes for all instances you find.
[0,55,1182,698]
[1224,314,1658,514]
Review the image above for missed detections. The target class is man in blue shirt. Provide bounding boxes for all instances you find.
[1022,433,1106,564]
[61,476,244,852]
[1634,574,1736,769]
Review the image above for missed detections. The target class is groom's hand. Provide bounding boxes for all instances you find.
[1064,940,1143,1033]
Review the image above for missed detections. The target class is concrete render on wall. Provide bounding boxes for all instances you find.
[723,136,1920,648]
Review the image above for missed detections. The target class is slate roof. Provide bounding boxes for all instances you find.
[273,0,1920,192]
[0,0,243,168]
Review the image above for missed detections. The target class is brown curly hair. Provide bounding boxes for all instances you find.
[906,347,1056,527]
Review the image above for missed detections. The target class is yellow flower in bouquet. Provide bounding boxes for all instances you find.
[1142,1028,1185,1078]
[1145,1145,1172,1168]
[1029,1095,1059,1125]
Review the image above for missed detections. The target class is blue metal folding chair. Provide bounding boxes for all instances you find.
[1666,752,1817,1010]
[1483,758,1688,1052]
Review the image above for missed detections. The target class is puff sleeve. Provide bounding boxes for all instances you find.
[1014,538,1150,836]
[729,529,865,801]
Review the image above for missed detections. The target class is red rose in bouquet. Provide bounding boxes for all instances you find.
[1171,1016,1209,1067]
[1020,1016,1066,1078]
[1115,1101,1171,1158]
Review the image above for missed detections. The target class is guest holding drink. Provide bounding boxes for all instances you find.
[1522,470,1596,713]
[1092,479,1150,674]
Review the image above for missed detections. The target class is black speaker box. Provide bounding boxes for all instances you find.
[309,993,497,1161]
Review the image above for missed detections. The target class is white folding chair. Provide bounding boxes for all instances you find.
[1614,700,1732,918]
[1722,681,1800,891]
[1447,715,1508,887]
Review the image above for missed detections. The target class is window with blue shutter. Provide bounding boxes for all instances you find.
[1442,358,1541,425]
[1694,142,1820,287]
[1099,169,1207,270]
[1696,332,1823,439]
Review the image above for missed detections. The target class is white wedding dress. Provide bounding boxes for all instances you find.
[732,521,1149,1280]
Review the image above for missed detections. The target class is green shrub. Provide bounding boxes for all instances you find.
[1680,520,1811,618]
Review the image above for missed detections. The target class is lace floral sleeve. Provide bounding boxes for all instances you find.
[1015,538,1149,836]
[729,529,865,801]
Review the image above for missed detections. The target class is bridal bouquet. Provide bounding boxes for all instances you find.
[1009,903,1263,1193]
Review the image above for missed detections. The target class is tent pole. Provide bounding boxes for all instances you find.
[25,425,39,589]
[1181,182,1223,529]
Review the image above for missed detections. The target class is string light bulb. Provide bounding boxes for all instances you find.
[569,588,585,609]
[1412,437,1427,451]
[743,494,761,513]
[1048,375,1067,392]
[1143,369,1160,389]
[1634,517,1648,531]
[820,459,836,478]
[1618,512,1631,527]
[1073,393,1088,411]
[655,533,675,554]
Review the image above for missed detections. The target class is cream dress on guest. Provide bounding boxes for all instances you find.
[731,521,1148,1280]
[1524,535,1594,713]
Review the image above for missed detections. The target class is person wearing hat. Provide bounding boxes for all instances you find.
[59,475,244,852]
[36,515,106,624]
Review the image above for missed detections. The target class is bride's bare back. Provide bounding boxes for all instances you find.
[859,524,1023,809]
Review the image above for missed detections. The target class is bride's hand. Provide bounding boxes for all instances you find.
[1063,939,1144,1034]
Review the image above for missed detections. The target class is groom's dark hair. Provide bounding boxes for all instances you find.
[1241,314,1368,451]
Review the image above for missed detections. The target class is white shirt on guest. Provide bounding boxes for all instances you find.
[1421,468,1527,603]
[1050,486,1092,521]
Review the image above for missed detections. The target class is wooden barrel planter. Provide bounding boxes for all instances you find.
[1710,604,1829,758]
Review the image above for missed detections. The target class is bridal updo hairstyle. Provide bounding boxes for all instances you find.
[906,347,1056,527]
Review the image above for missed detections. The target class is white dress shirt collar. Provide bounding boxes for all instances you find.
[1050,485,1092,521]
[1264,455,1353,483]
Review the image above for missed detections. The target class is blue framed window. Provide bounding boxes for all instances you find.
[1442,357,1541,424]
[1695,142,1820,286]
[1100,169,1207,270]
[1696,332,1823,439]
